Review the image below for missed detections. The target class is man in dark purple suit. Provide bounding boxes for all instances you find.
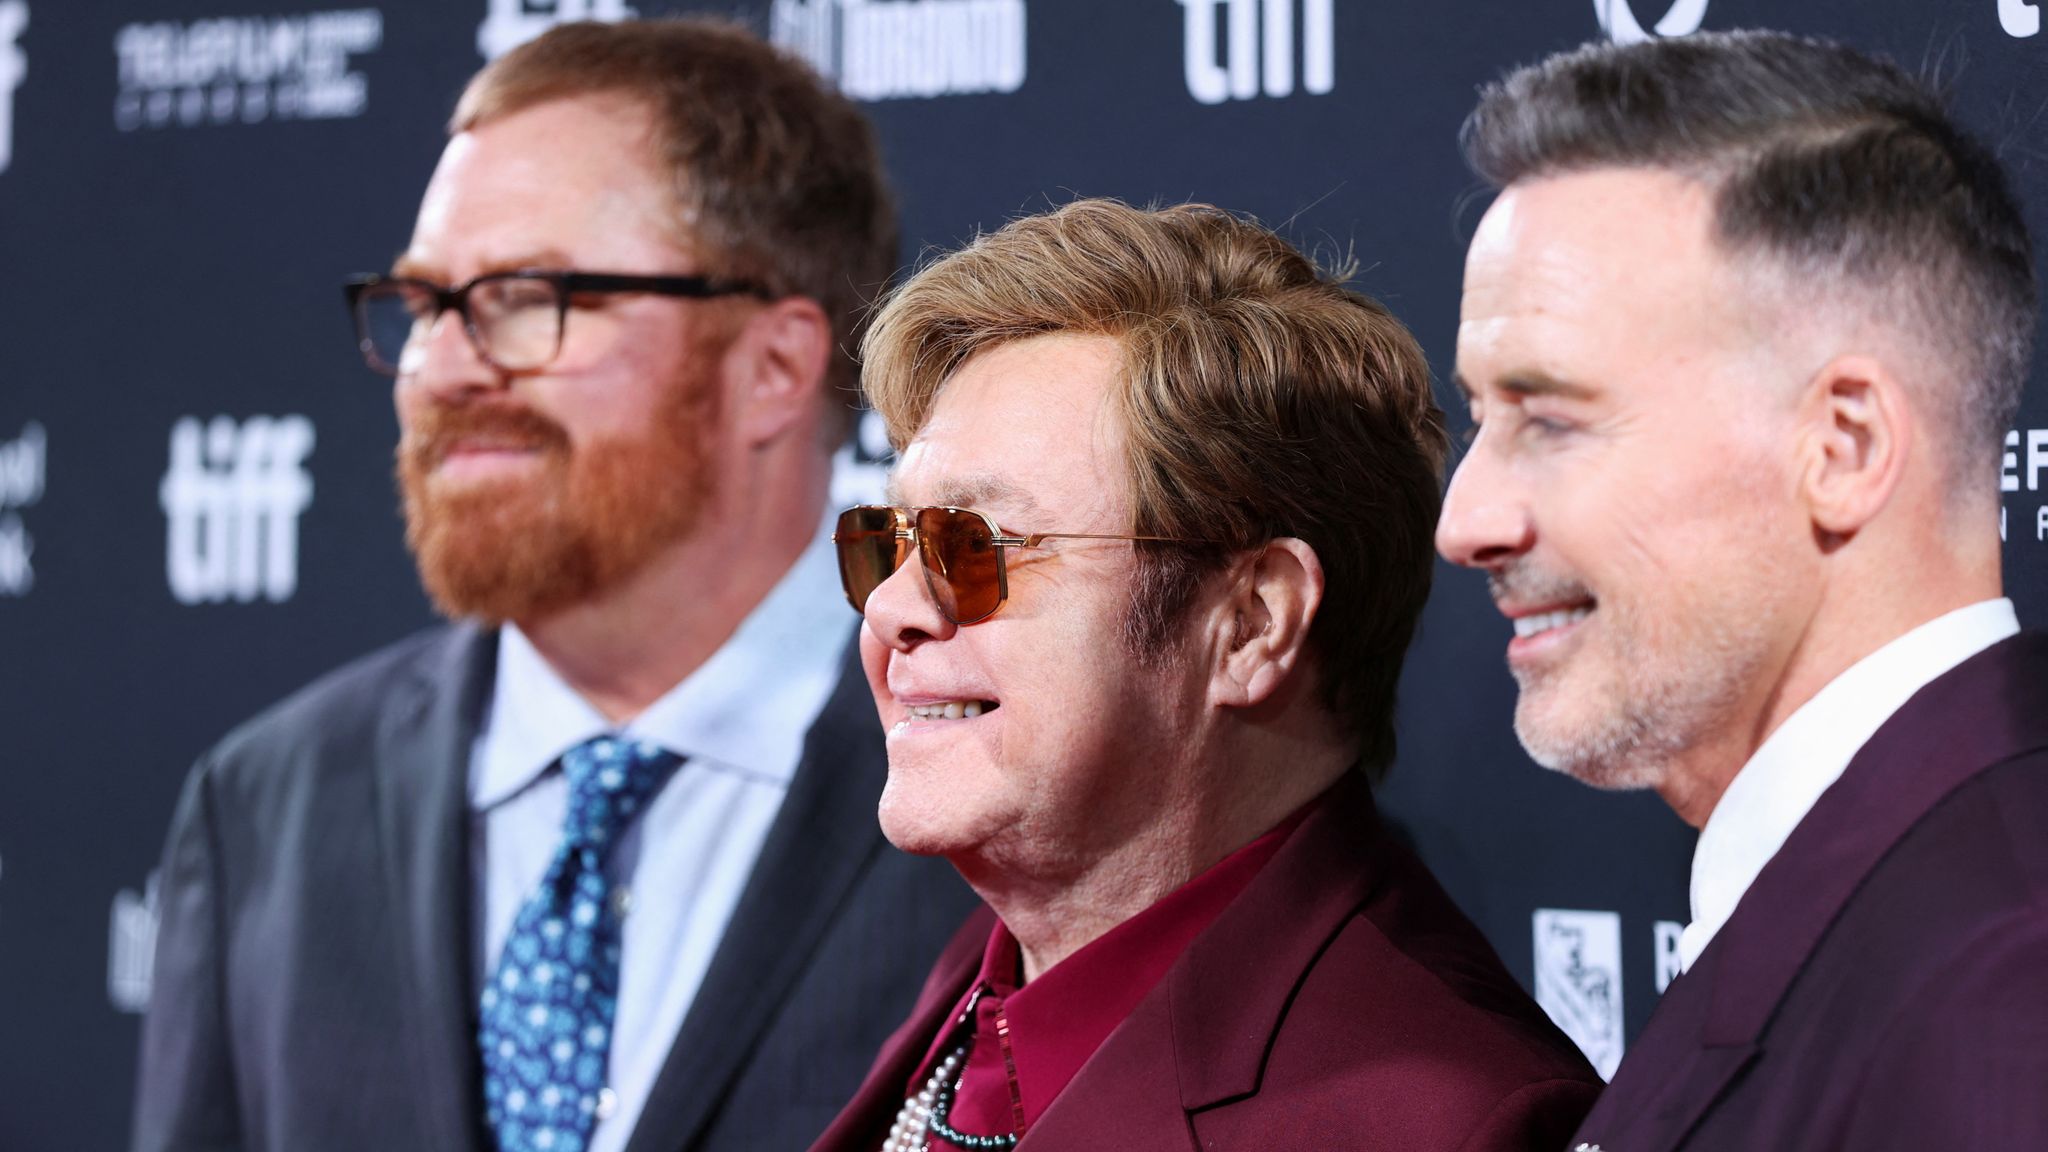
[812,199,1601,1151]
[1439,30,2048,1151]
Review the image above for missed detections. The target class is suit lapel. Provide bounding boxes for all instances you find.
[371,624,497,1152]
[624,637,892,1152]
[1574,632,2048,1152]
[1571,951,1756,1152]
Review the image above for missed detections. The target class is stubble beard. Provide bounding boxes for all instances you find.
[397,367,719,626]
[1496,563,1764,793]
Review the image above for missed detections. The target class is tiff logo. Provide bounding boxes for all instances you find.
[2003,0,2040,37]
[773,0,1026,102]
[160,415,314,605]
[1595,0,1708,45]
[110,873,160,1013]
[0,419,44,596]
[114,10,384,131]
[478,0,635,62]
[0,2,24,174]
[1179,0,1331,106]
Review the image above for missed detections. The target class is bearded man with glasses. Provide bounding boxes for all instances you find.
[810,199,1600,1152]
[135,20,973,1152]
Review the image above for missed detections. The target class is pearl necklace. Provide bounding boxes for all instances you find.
[880,1045,965,1152]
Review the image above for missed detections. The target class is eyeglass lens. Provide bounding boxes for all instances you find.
[355,276,564,374]
[833,506,1008,626]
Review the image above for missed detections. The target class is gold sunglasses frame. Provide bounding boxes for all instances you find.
[833,504,1199,625]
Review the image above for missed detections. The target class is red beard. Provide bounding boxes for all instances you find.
[396,371,718,625]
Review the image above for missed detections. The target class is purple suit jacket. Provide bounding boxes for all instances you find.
[812,772,1601,1152]
[1571,631,2048,1152]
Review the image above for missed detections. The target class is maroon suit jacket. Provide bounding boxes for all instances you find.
[1570,631,2048,1152]
[812,772,1601,1152]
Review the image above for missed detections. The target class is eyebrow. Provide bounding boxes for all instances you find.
[886,473,1047,523]
[390,248,577,281]
[1454,370,1598,403]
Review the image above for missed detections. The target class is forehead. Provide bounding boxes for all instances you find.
[1459,168,1731,394]
[891,333,1127,525]
[403,95,691,277]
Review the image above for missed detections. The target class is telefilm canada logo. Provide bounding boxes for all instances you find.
[772,0,1027,101]
[0,1,24,174]
[113,10,383,132]
[478,0,636,62]
[2002,427,2048,544]
[1178,0,1332,106]
[159,415,315,605]
[1532,909,1684,1081]
[1594,0,1708,44]
[0,420,45,597]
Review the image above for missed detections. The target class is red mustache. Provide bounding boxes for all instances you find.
[401,401,571,471]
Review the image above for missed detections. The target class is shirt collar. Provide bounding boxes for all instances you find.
[470,511,855,810]
[1679,597,2020,970]
[916,799,1316,1132]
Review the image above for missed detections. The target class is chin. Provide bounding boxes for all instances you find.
[1515,690,1674,793]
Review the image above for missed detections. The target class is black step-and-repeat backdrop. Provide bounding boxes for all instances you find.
[2,1,2044,1146]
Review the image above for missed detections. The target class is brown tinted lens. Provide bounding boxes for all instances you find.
[833,506,906,612]
[916,507,1005,624]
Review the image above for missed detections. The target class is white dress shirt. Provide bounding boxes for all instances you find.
[468,515,854,1152]
[1678,598,2020,972]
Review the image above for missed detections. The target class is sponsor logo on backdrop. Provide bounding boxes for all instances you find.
[2001,427,2048,544]
[160,415,315,605]
[1178,0,1332,105]
[0,420,45,597]
[109,873,160,1013]
[1595,0,1708,44]
[478,0,636,62]
[1653,919,1684,993]
[2002,0,2041,37]
[113,10,382,132]
[0,2,24,174]
[1533,909,1625,1079]
[772,0,1027,101]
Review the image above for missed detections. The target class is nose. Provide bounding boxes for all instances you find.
[402,308,502,403]
[1436,436,1535,570]
[862,541,955,654]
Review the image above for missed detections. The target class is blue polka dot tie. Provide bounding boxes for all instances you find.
[479,736,681,1152]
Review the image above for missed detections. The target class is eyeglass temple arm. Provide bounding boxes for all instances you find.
[1001,532,1205,547]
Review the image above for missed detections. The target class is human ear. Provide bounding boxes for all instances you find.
[1209,537,1324,710]
[1798,354,1911,541]
[730,295,833,447]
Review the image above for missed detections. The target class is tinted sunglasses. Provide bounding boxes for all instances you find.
[834,504,1195,626]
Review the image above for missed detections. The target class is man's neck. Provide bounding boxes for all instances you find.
[966,738,1350,982]
[1656,568,2003,827]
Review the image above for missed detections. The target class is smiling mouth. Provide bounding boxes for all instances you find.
[1512,604,1594,640]
[904,699,998,721]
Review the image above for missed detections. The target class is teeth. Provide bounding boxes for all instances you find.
[907,700,988,721]
[1512,606,1593,639]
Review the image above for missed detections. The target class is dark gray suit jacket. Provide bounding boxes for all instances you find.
[1569,631,2048,1152]
[133,623,977,1152]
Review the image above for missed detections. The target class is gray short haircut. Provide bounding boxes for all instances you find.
[1462,30,2036,477]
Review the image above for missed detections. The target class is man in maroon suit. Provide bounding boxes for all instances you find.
[1440,31,2048,1151]
[811,199,1600,1152]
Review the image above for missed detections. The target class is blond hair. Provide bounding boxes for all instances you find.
[864,200,1448,772]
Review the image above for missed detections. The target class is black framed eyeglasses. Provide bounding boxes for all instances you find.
[342,269,773,376]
